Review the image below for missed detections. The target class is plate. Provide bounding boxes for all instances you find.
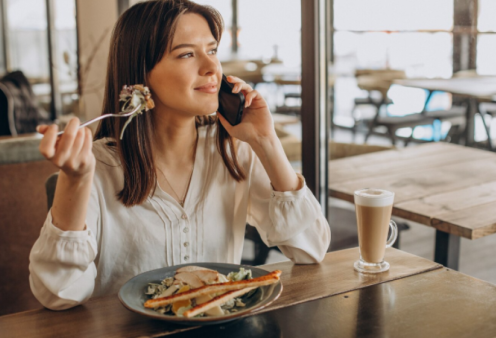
[118,262,283,325]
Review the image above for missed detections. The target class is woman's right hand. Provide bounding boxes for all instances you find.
[38,117,95,179]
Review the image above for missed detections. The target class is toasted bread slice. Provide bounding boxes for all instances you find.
[183,287,255,318]
[171,285,191,314]
[144,270,281,309]
[195,294,224,316]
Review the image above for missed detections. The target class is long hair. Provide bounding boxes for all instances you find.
[95,0,245,207]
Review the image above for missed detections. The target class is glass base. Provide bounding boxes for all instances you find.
[354,258,390,274]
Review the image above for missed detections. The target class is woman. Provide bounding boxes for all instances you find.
[30,0,330,310]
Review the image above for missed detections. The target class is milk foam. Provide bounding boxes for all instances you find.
[354,189,394,207]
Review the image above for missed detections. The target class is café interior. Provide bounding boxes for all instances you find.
[1,0,496,336]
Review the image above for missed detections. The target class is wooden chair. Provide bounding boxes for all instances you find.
[353,70,434,144]
[352,69,405,133]
[478,102,496,150]
[0,82,17,136]
[451,70,496,150]
[354,69,466,145]
[0,136,57,315]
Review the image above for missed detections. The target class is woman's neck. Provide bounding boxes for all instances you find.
[151,107,197,167]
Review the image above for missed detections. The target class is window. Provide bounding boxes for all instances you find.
[333,0,454,140]
[238,0,300,66]
[2,0,78,118]
[477,0,496,75]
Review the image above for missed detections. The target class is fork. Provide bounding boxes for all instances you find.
[56,104,142,136]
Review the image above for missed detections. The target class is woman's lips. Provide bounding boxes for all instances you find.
[194,83,218,94]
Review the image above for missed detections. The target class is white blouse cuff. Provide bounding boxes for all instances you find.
[266,174,320,244]
[45,209,92,239]
[270,173,306,200]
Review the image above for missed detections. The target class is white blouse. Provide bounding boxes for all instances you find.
[29,123,331,310]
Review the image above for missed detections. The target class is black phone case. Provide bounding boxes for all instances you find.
[218,74,245,126]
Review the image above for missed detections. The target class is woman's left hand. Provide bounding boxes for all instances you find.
[217,76,276,146]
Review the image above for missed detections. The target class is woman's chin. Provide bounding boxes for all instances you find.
[195,103,220,116]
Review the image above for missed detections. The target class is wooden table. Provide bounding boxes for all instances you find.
[329,142,496,270]
[395,77,496,149]
[2,248,495,337]
[173,268,496,338]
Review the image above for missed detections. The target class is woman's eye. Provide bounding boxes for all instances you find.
[179,48,217,59]
[179,52,194,59]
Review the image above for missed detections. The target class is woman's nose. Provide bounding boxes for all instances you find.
[199,53,219,76]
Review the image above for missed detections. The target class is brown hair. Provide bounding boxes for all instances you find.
[95,0,245,207]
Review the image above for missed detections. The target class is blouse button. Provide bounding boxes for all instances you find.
[183,227,189,233]
[184,242,189,247]
[182,214,187,220]
[184,255,189,261]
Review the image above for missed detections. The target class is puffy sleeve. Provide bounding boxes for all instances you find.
[246,151,331,264]
[28,181,100,310]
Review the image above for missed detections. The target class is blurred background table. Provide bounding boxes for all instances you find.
[395,76,496,149]
[329,142,496,270]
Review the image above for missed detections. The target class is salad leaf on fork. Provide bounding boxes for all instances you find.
[119,84,155,139]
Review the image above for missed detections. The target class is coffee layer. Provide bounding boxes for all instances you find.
[356,204,393,263]
[354,188,394,207]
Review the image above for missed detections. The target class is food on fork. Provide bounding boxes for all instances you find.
[143,266,281,317]
[118,84,155,139]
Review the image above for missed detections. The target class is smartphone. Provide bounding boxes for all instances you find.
[217,74,245,126]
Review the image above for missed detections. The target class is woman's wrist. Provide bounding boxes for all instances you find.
[249,133,300,192]
[59,169,94,187]
[248,133,280,157]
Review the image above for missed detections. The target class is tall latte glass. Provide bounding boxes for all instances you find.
[354,188,398,273]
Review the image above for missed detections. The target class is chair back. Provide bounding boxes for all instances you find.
[0,156,57,315]
[452,69,479,78]
[46,173,59,210]
[0,71,50,135]
[0,82,17,136]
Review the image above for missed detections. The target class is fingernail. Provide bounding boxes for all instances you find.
[36,126,40,132]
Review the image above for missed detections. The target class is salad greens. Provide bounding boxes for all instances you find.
[145,268,255,317]
[227,268,253,282]
[119,84,155,140]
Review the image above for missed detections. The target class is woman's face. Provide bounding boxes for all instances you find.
[148,13,222,118]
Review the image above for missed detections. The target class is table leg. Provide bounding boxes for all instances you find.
[464,98,477,147]
[434,230,461,270]
[392,230,400,249]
